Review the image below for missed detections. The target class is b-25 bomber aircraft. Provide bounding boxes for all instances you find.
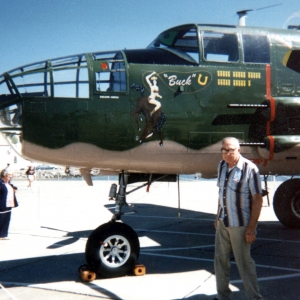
[1,22,300,278]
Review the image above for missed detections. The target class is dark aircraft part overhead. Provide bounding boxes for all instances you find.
[248,97,300,150]
[264,135,300,152]
[284,50,300,73]
[124,173,177,184]
[212,114,253,125]
[124,49,198,65]
[0,94,20,109]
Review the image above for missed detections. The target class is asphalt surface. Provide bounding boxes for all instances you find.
[0,177,300,300]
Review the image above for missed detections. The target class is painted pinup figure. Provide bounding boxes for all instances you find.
[145,71,162,116]
[130,71,166,146]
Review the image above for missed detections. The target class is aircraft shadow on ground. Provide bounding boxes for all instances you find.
[0,203,299,300]
[2,204,216,282]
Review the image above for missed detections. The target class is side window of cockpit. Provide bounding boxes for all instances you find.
[94,52,127,93]
[242,35,270,63]
[173,27,200,63]
[2,63,51,97]
[203,32,239,62]
[51,56,89,98]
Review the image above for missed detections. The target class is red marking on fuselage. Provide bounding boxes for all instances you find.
[265,64,275,161]
[250,158,263,165]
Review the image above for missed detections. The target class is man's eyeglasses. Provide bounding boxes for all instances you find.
[221,148,236,154]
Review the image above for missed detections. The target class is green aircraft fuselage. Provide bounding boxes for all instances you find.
[1,23,300,175]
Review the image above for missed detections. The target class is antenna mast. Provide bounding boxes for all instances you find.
[237,3,282,26]
[237,10,252,26]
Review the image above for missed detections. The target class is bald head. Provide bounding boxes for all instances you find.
[222,137,240,149]
[221,137,241,168]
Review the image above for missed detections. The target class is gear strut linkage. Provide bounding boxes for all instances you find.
[108,171,171,221]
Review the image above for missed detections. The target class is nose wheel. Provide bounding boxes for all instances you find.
[83,171,172,279]
[85,221,140,278]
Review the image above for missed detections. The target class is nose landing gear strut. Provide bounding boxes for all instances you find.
[82,171,176,280]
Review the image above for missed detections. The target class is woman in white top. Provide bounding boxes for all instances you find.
[0,170,18,239]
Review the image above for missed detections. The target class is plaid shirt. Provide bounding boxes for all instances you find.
[217,155,262,227]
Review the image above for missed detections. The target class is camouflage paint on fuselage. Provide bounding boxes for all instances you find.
[1,23,300,175]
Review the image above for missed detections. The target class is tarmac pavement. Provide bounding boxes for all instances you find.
[0,176,300,300]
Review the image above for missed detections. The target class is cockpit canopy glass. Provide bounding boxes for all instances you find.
[203,31,239,62]
[147,25,200,64]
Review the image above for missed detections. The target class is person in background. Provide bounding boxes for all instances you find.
[25,166,36,189]
[0,169,18,240]
[213,137,263,300]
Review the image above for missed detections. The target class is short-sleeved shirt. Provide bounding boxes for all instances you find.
[217,155,262,227]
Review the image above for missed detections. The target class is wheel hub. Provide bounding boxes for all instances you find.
[100,235,131,268]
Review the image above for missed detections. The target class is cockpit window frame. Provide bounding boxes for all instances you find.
[147,24,201,64]
[92,51,127,94]
[241,34,271,64]
[201,30,240,63]
[0,54,90,99]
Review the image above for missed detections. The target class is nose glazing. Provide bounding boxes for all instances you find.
[0,108,23,155]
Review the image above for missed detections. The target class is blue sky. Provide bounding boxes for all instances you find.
[0,0,300,73]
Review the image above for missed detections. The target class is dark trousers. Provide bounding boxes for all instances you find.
[0,210,11,237]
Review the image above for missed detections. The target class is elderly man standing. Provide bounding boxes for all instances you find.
[214,137,263,300]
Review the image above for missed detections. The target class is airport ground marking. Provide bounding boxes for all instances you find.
[141,244,215,252]
[136,228,300,244]
[231,272,300,284]
[141,252,300,273]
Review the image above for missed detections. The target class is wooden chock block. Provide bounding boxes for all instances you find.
[79,265,97,282]
[133,264,146,276]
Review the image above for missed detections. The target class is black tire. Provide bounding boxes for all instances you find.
[273,179,300,228]
[85,222,140,278]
